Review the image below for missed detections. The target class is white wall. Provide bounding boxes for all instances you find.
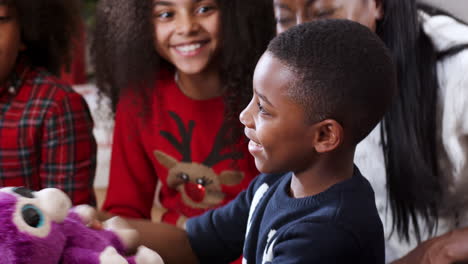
[73,84,113,189]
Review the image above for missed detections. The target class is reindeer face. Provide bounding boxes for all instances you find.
[156,111,245,211]
[155,151,243,209]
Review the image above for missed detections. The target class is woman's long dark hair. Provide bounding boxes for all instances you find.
[377,0,468,242]
[92,0,275,134]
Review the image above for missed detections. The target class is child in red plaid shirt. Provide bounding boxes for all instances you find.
[0,0,97,205]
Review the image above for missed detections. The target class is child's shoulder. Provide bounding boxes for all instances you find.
[18,65,88,112]
[328,169,383,238]
[285,169,381,238]
[333,169,378,213]
[24,66,79,98]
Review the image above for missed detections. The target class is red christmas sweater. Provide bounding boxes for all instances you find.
[103,71,258,227]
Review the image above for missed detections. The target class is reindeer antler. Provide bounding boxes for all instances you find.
[203,121,243,167]
[160,111,194,162]
[160,112,242,166]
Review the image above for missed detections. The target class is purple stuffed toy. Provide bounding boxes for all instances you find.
[0,187,164,264]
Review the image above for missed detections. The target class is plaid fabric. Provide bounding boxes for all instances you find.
[0,60,97,205]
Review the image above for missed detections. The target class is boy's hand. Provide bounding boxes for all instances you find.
[393,227,468,264]
[104,216,140,253]
[73,207,139,252]
[89,218,104,229]
[72,204,103,229]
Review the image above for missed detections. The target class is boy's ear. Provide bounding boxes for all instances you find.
[312,119,343,153]
[374,0,384,20]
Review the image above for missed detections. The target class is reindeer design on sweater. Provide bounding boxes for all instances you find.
[154,111,245,224]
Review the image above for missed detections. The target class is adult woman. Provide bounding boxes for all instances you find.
[273,0,468,263]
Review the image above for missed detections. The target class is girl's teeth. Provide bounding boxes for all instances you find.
[176,43,202,53]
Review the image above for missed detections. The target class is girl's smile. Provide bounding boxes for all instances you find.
[153,0,220,76]
[172,39,210,57]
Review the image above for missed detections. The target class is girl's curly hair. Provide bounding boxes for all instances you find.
[6,0,81,74]
[92,0,276,126]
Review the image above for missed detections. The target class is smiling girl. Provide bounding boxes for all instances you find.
[93,0,275,230]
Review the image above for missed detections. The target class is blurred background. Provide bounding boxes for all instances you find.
[71,0,111,194]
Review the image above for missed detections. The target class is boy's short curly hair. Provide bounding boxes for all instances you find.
[6,0,81,74]
[268,19,397,144]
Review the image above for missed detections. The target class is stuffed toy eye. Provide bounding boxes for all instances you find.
[21,204,44,228]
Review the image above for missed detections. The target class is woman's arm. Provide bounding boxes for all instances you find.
[393,227,468,264]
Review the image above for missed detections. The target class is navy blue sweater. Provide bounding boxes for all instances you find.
[186,168,384,263]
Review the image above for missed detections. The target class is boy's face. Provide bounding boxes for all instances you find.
[239,52,318,174]
[0,4,22,85]
[273,0,383,34]
[152,0,221,75]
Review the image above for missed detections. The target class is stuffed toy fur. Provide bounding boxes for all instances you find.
[0,187,164,264]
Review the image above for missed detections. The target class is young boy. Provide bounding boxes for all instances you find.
[114,19,397,263]
[0,0,96,205]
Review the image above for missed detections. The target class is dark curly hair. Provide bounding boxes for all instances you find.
[4,0,81,74]
[92,0,276,132]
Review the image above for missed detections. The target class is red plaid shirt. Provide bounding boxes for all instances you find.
[0,60,96,205]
